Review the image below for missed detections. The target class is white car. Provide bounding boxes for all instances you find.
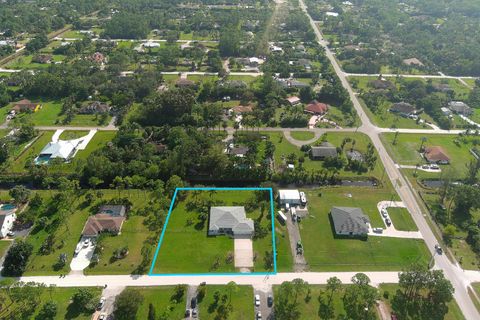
[98,313,106,320]
[256,311,262,319]
[381,209,388,218]
[83,239,90,248]
[255,294,260,307]
[97,297,106,310]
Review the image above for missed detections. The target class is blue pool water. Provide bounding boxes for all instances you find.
[1,204,16,210]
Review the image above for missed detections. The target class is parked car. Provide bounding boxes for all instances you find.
[185,309,191,317]
[267,295,273,307]
[83,239,90,247]
[6,231,14,237]
[296,241,303,255]
[385,218,392,226]
[256,311,262,319]
[255,294,260,306]
[435,244,443,255]
[97,297,106,310]
[373,227,383,234]
[98,313,106,320]
[191,297,197,309]
[381,209,388,218]
[192,309,198,318]
[430,164,440,170]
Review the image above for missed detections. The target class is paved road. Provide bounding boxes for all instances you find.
[299,0,480,318]
[344,72,476,80]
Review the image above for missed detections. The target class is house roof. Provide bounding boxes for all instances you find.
[403,58,424,66]
[232,104,254,114]
[209,206,254,235]
[13,99,40,112]
[305,100,329,114]
[369,79,394,90]
[310,142,338,158]
[390,102,415,114]
[448,101,472,114]
[330,207,370,234]
[424,146,450,162]
[278,189,300,201]
[175,78,195,87]
[229,146,249,156]
[82,214,125,237]
[39,141,78,160]
[287,96,301,104]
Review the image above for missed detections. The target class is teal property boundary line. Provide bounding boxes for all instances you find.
[148,187,277,276]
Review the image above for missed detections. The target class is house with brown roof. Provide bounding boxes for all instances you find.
[231,104,254,114]
[81,205,127,238]
[424,146,450,165]
[12,99,42,113]
[403,58,424,67]
[286,96,301,106]
[32,54,52,64]
[89,52,105,63]
[305,100,329,115]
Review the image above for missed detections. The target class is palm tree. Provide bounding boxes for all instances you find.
[419,136,427,152]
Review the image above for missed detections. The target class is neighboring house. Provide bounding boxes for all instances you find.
[175,78,196,88]
[389,102,416,117]
[82,205,127,237]
[218,80,247,89]
[12,99,42,113]
[368,79,395,90]
[403,58,424,67]
[310,142,338,160]
[32,54,52,64]
[286,96,301,106]
[0,209,16,238]
[305,100,329,115]
[346,150,364,162]
[90,52,105,63]
[231,104,254,115]
[227,146,249,158]
[424,146,450,164]
[432,83,453,93]
[79,101,110,114]
[143,41,160,48]
[208,206,254,238]
[448,101,473,116]
[36,140,79,163]
[276,79,309,89]
[330,206,370,236]
[441,107,452,116]
[278,189,301,206]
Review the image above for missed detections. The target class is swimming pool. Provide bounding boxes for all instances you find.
[1,204,16,210]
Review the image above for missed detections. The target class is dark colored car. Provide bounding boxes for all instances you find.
[267,295,273,307]
[185,309,191,317]
[191,297,197,309]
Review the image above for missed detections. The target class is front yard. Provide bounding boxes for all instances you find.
[198,285,254,320]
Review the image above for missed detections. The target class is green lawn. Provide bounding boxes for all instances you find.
[0,240,11,258]
[152,190,279,274]
[186,74,219,83]
[9,131,55,173]
[74,131,116,161]
[380,133,478,176]
[226,75,257,83]
[5,55,66,70]
[299,187,430,271]
[0,287,101,320]
[58,130,89,140]
[290,131,316,141]
[198,285,254,320]
[379,284,465,320]
[387,207,418,231]
[133,286,186,319]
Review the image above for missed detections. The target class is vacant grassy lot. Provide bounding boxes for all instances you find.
[199,285,254,320]
[380,133,478,176]
[387,207,418,231]
[0,240,11,258]
[133,286,186,319]
[290,131,315,141]
[299,188,430,271]
[0,286,101,320]
[152,189,280,274]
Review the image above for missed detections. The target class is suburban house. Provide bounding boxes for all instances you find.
[389,102,416,117]
[310,142,338,160]
[208,206,254,238]
[368,79,395,90]
[403,58,424,67]
[424,146,450,164]
[32,54,52,64]
[441,107,452,116]
[175,78,196,88]
[286,96,301,106]
[90,52,105,63]
[12,99,42,113]
[448,101,473,116]
[82,205,127,238]
[276,79,309,89]
[0,208,16,238]
[36,140,79,164]
[278,189,301,207]
[231,104,254,115]
[330,207,370,236]
[432,83,453,93]
[305,100,329,115]
[79,101,110,114]
[227,146,249,158]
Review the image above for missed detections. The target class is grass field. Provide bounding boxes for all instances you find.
[0,287,101,320]
[0,240,11,259]
[387,207,418,231]
[133,286,186,319]
[380,133,478,176]
[58,130,89,140]
[290,131,316,141]
[151,189,283,274]
[5,54,65,70]
[198,285,254,320]
[9,131,55,173]
[299,187,430,271]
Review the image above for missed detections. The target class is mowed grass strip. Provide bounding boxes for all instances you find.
[387,207,418,231]
[133,286,186,319]
[290,131,316,141]
[198,285,254,320]
[300,188,430,271]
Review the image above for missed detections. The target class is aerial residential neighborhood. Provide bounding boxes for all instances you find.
[0,0,480,319]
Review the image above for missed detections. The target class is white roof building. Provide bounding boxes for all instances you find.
[38,140,78,162]
[278,189,301,206]
[143,41,160,48]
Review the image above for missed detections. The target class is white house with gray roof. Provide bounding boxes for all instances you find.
[208,206,254,238]
[330,207,370,236]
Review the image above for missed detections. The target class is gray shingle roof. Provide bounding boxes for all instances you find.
[209,206,254,236]
[310,142,338,158]
[330,207,369,235]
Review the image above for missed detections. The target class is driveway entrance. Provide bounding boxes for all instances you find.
[234,237,253,270]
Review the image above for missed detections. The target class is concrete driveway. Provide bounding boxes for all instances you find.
[70,240,95,272]
[234,238,253,270]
